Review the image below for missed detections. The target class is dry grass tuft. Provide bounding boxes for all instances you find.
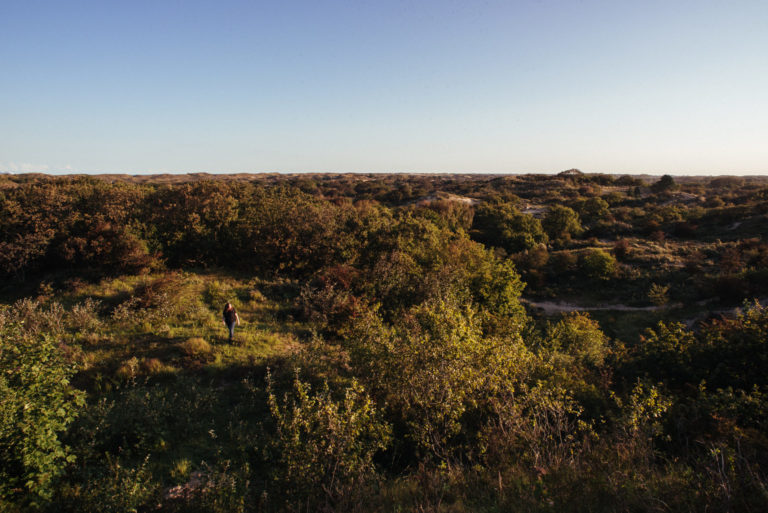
[141,357,173,375]
[179,337,213,358]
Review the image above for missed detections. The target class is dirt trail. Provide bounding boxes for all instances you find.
[522,298,673,315]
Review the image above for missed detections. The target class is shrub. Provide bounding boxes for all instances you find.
[344,297,532,458]
[613,238,632,260]
[481,383,593,470]
[38,302,66,335]
[68,298,102,333]
[617,381,672,444]
[63,456,158,513]
[648,283,670,306]
[267,372,391,510]
[0,323,86,506]
[651,174,678,193]
[579,196,610,222]
[543,205,583,241]
[719,246,743,274]
[514,244,549,272]
[298,283,361,337]
[116,357,140,381]
[579,249,617,280]
[140,357,174,375]
[549,249,579,274]
[133,273,183,310]
[110,297,143,326]
[545,313,609,368]
[13,298,42,335]
[471,203,547,253]
[164,462,251,513]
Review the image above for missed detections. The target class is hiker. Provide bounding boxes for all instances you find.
[222,302,240,341]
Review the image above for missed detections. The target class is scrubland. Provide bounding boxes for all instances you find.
[2,171,768,512]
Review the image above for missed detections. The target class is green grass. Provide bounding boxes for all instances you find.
[0,269,303,504]
[42,270,304,387]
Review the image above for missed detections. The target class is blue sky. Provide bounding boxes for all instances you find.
[1,0,766,174]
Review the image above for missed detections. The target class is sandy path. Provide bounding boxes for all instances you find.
[522,298,671,315]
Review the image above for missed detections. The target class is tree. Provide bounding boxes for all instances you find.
[651,174,678,193]
[542,205,583,241]
[579,249,617,280]
[471,203,547,253]
[578,197,610,222]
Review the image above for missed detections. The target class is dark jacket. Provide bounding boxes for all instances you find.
[223,307,237,325]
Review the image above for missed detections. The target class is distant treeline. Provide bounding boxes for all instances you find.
[3,173,768,278]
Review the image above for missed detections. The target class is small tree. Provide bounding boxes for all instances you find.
[543,205,583,241]
[579,249,617,280]
[471,203,547,253]
[579,197,610,222]
[651,174,678,193]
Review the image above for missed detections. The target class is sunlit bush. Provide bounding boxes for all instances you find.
[0,323,85,506]
[267,371,391,510]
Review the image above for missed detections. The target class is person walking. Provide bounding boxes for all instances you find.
[222,302,240,342]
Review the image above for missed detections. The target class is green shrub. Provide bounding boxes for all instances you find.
[267,371,391,510]
[0,323,86,506]
[648,283,670,306]
[635,303,768,391]
[580,249,617,280]
[543,205,583,241]
[345,297,532,458]
[471,202,547,253]
[617,381,672,443]
[546,312,609,368]
[62,456,157,513]
[651,174,678,193]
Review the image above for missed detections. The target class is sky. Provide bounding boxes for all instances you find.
[1,0,767,175]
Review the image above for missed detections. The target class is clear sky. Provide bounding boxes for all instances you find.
[1,0,767,175]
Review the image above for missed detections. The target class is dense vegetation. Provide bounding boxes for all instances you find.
[1,171,767,512]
